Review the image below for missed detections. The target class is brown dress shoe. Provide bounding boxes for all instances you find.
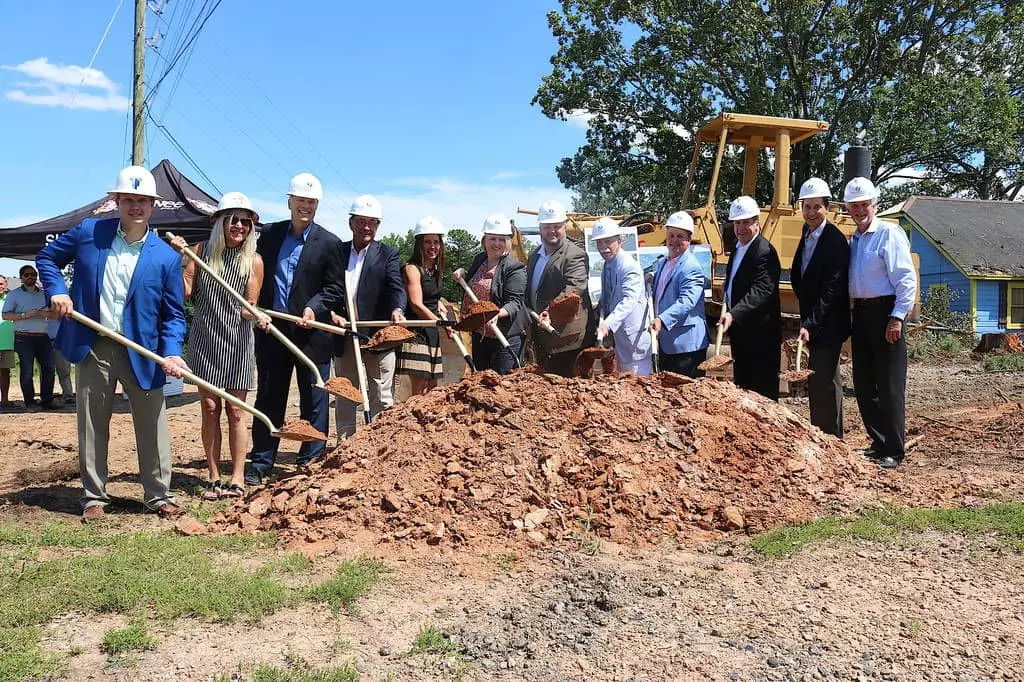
[155,502,185,518]
[82,505,105,521]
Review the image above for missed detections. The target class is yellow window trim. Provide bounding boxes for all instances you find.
[1009,282,1024,329]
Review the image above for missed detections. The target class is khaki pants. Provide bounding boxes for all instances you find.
[77,337,175,509]
[334,349,395,438]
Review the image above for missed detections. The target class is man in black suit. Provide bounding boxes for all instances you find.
[791,178,850,438]
[526,200,596,376]
[331,194,407,437]
[246,173,344,485]
[720,195,782,400]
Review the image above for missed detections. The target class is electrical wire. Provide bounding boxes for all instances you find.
[145,0,221,104]
[147,109,222,194]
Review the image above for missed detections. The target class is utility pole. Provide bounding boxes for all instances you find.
[132,0,146,165]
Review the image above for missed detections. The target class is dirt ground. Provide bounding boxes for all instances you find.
[1,360,1023,681]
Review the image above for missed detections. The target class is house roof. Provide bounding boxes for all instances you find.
[902,196,1024,278]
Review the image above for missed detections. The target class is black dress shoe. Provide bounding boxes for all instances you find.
[857,447,882,460]
[879,456,903,469]
[243,470,263,487]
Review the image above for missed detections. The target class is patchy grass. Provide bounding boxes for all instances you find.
[982,352,1024,372]
[485,552,518,571]
[252,651,360,682]
[410,625,458,655]
[751,503,1024,557]
[0,627,63,682]
[306,558,389,613]
[260,552,314,576]
[101,621,157,656]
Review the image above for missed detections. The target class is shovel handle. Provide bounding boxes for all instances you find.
[528,309,556,334]
[647,294,660,372]
[68,310,281,435]
[344,287,372,425]
[438,300,476,372]
[795,336,804,372]
[454,276,512,350]
[262,307,348,336]
[167,233,328,388]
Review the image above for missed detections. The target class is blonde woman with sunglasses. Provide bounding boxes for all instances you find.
[171,192,269,499]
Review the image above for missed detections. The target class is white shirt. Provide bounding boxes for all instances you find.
[801,221,826,274]
[726,239,754,308]
[100,226,148,333]
[346,244,369,301]
[849,217,917,320]
[530,246,553,301]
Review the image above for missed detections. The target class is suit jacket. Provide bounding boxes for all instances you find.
[653,248,709,355]
[332,240,407,356]
[599,250,651,362]
[36,217,186,390]
[256,220,344,363]
[723,233,781,340]
[526,239,595,354]
[466,252,528,338]
[791,221,851,346]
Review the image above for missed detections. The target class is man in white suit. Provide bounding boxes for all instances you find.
[651,211,709,377]
[593,217,652,375]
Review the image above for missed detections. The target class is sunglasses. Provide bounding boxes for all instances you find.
[226,214,254,228]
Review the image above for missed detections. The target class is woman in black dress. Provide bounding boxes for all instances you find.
[396,216,452,395]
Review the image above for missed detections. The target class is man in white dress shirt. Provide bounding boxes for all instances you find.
[593,217,652,375]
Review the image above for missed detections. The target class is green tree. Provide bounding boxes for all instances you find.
[534,0,1024,212]
[381,228,482,306]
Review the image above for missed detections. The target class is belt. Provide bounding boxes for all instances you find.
[851,295,894,305]
[14,331,49,336]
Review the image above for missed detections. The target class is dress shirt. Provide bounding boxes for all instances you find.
[99,227,147,333]
[530,246,553,300]
[346,243,370,303]
[801,221,826,274]
[655,254,680,309]
[0,294,13,349]
[726,239,754,307]
[3,286,50,334]
[849,217,917,320]
[274,224,312,312]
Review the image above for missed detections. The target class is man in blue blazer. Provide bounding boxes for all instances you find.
[331,194,407,437]
[246,173,344,485]
[651,211,709,377]
[37,166,188,520]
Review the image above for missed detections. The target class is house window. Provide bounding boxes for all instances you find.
[1010,283,1024,328]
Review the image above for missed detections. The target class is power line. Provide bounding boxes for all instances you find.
[145,0,221,105]
[147,109,222,194]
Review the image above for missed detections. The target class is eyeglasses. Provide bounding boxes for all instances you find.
[226,215,254,228]
[20,272,37,279]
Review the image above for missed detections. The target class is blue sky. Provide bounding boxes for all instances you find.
[0,0,588,274]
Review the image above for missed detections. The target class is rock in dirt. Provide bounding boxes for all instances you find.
[210,370,868,545]
[174,516,207,536]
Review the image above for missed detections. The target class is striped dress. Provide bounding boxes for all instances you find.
[185,242,256,390]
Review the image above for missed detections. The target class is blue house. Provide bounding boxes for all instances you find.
[896,197,1024,336]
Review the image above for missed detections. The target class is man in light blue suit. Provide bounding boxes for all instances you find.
[37,166,188,521]
[651,211,709,377]
[593,217,652,376]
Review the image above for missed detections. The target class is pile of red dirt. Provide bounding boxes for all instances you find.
[211,371,869,546]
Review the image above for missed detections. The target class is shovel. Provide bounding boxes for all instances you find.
[68,310,323,442]
[698,298,734,372]
[166,233,359,402]
[454,276,522,369]
[574,333,616,377]
[529,309,583,352]
[648,293,660,373]
[344,286,373,426]
[438,298,477,372]
[779,337,814,384]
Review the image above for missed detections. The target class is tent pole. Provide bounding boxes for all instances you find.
[132,0,146,165]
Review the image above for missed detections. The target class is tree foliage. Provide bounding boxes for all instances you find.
[379,229,482,304]
[534,0,1024,213]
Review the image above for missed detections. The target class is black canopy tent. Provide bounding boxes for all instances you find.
[0,159,220,259]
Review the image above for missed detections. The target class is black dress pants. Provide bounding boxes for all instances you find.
[806,342,844,438]
[851,296,907,458]
[730,327,781,401]
[658,348,707,379]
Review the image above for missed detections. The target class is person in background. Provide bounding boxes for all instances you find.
[2,265,57,411]
[37,165,187,520]
[720,195,782,400]
[48,313,74,404]
[526,200,595,376]
[396,216,453,395]
[331,195,407,436]
[171,192,269,500]
[791,178,850,438]
[650,211,709,377]
[246,173,344,486]
[0,276,15,408]
[845,176,917,469]
[592,217,652,375]
[454,214,527,374]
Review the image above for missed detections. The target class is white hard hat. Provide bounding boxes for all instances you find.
[843,176,878,203]
[728,195,760,221]
[537,200,568,224]
[665,210,695,233]
[482,213,512,236]
[109,165,160,199]
[349,194,383,220]
[214,191,259,221]
[798,177,832,201]
[413,215,446,237]
[287,172,323,200]
[589,216,623,241]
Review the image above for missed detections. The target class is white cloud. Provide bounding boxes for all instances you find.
[563,108,597,129]
[1,57,129,112]
[250,176,573,240]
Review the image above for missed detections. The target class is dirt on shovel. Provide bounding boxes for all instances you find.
[547,291,582,327]
[276,419,329,442]
[361,325,416,353]
[454,301,500,332]
[322,377,363,404]
[574,346,616,377]
[698,354,733,372]
[779,369,814,383]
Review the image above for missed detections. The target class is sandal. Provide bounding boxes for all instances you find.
[220,482,245,498]
[201,480,222,501]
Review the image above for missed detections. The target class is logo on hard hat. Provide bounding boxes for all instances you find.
[131,177,142,190]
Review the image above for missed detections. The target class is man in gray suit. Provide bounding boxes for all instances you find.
[593,217,652,375]
[527,200,596,376]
